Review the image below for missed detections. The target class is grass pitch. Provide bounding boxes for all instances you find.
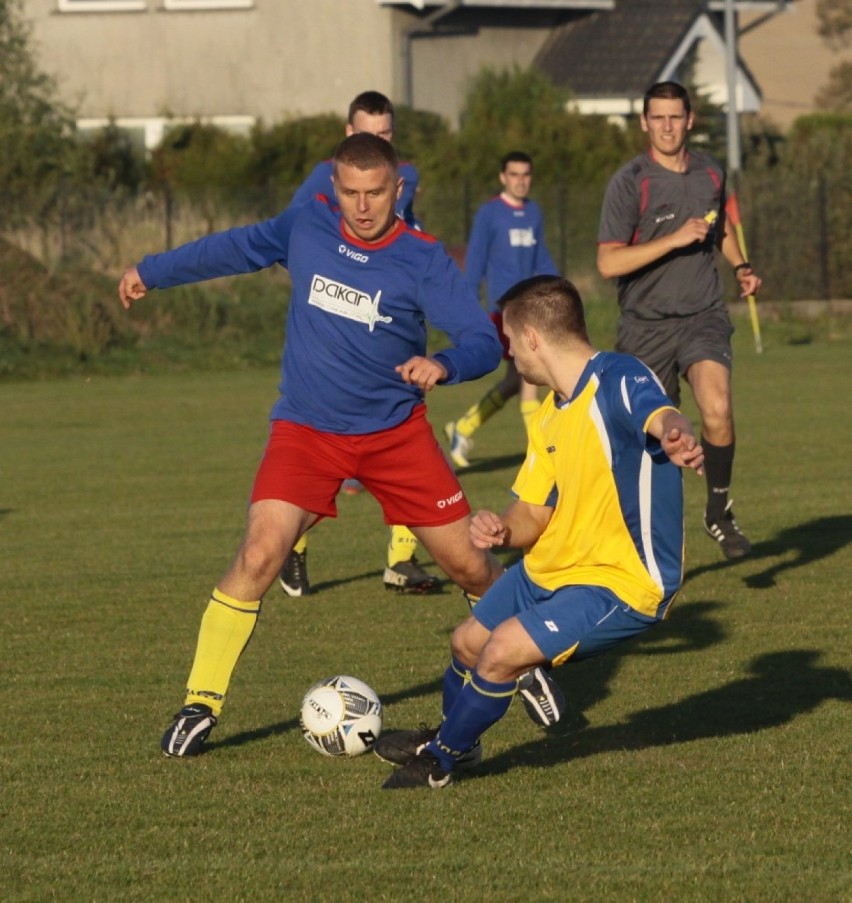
[2,324,850,901]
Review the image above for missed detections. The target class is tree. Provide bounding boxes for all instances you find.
[816,0,852,48]
[815,0,852,113]
[0,0,77,228]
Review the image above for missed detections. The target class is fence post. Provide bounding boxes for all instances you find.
[557,177,567,275]
[164,179,174,251]
[817,175,830,300]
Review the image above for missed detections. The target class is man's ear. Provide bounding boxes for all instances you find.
[523,325,538,350]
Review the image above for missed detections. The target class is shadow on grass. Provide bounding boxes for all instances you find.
[478,649,852,778]
[210,594,728,754]
[548,599,729,720]
[686,514,852,589]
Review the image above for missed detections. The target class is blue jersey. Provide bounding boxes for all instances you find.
[514,352,683,615]
[289,159,421,228]
[464,195,558,311]
[137,197,501,434]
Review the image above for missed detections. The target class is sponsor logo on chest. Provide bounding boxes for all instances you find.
[309,274,392,332]
[509,226,537,248]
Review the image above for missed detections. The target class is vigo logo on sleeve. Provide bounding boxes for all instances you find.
[309,275,393,332]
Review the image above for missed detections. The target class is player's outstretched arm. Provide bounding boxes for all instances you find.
[118,266,148,309]
[648,410,704,474]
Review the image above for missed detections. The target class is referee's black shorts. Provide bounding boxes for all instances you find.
[615,306,734,406]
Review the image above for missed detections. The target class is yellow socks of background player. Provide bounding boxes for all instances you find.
[455,387,506,437]
[293,534,308,555]
[184,588,261,716]
[520,399,541,433]
[387,524,418,567]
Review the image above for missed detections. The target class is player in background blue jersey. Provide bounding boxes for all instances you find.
[376,276,706,789]
[445,152,559,469]
[118,134,509,757]
[281,91,438,598]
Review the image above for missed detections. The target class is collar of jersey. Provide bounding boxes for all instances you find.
[339,216,404,251]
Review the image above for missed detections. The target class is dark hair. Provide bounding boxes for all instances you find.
[333,132,399,174]
[498,276,588,343]
[501,150,533,172]
[348,91,395,125]
[643,81,691,116]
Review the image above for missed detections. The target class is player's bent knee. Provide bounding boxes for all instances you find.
[451,616,487,663]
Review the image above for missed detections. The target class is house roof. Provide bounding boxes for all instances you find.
[534,0,701,99]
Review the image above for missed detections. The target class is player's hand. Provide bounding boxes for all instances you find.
[735,267,762,297]
[670,217,711,249]
[118,266,148,309]
[662,427,704,475]
[395,356,447,391]
[470,509,507,549]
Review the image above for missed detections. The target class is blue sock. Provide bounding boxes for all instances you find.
[427,667,515,771]
[441,656,469,717]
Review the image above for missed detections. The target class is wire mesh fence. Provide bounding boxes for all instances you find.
[2,168,850,302]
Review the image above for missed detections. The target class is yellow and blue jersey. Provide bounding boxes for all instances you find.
[513,352,684,616]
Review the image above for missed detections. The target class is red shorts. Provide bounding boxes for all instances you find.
[250,404,470,527]
[490,312,511,361]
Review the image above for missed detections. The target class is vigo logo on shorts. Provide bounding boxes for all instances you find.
[309,274,393,332]
[437,490,464,510]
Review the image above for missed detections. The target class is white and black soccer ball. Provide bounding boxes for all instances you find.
[299,675,382,757]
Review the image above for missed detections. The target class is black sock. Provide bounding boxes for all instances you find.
[702,436,734,522]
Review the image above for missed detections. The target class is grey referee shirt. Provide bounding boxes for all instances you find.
[598,149,728,320]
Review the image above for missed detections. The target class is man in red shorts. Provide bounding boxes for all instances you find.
[119,134,529,757]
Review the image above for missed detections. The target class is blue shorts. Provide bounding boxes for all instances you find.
[473,564,667,665]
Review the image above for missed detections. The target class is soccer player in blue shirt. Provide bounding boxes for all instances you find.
[376,275,705,789]
[281,91,437,598]
[445,151,559,469]
[119,134,509,757]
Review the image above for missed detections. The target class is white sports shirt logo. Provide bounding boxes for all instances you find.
[309,275,393,332]
[509,227,536,248]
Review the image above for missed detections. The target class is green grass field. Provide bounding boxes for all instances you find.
[2,323,850,901]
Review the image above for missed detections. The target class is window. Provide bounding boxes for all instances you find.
[58,1,146,11]
[163,0,253,9]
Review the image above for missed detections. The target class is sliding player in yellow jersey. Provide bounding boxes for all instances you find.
[376,275,705,788]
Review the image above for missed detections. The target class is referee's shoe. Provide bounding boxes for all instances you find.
[704,501,752,560]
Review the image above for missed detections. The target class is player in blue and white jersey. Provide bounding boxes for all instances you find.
[445,152,559,468]
[118,133,507,757]
[376,276,706,789]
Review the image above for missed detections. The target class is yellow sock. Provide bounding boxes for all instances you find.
[455,387,506,437]
[387,524,418,567]
[293,534,308,554]
[520,399,541,434]
[185,588,261,716]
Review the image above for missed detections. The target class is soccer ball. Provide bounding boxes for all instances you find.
[299,675,382,757]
